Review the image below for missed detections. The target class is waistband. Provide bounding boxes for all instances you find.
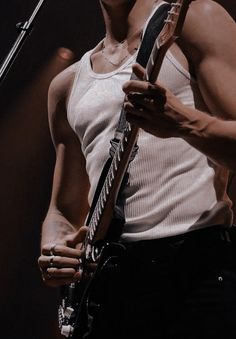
[121,225,233,258]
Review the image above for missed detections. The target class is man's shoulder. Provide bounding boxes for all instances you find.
[184,0,233,35]
[189,0,222,13]
[181,0,235,59]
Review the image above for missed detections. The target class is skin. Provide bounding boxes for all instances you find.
[124,0,236,170]
[38,0,236,286]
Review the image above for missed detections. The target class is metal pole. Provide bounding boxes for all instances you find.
[0,0,47,84]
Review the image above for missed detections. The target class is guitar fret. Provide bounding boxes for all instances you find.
[91,220,95,231]
[97,205,101,218]
[105,180,109,195]
[98,200,102,214]
[95,209,99,223]
[100,187,104,202]
[101,196,105,209]
[109,168,114,183]
[113,156,118,171]
[88,230,93,242]
[172,2,181,7]
[120,139,124,152]
[89,228,94,239]
[91,217,96,230]
[108,172,111,186]
[107,176,112,188]
[92,214,96,228]
[85,243,92,259]
[117,149,121,162]
[91,220,97,234]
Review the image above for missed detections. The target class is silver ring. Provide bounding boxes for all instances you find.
[46,270,52,279]
[144,97,155,104]
[49,256,54,268]
[50,244,57,256]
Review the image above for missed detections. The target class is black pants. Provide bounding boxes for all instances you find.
[88,226,236,339]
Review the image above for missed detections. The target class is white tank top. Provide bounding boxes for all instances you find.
[67,3,233,241]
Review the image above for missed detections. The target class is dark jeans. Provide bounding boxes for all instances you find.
[88,226,236,339]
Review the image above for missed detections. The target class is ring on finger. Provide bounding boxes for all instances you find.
[144,97,155,104]
[50,243,57,256]
[49,255,54,268]
[46,270,52,279]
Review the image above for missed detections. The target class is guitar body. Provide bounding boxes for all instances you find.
[59,241,126,339]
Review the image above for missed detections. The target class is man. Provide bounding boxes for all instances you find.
[38,0,236,338]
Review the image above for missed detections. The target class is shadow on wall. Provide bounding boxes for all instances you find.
[0,2,104,339]
[0,48,75,339]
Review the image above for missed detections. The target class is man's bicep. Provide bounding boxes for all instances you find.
[182,0,236,120]
[196,55,236,120]
[47,74,90,228]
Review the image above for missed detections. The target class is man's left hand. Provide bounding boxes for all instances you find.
[123,63,192,138]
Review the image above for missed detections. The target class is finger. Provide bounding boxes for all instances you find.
[42,244,82,258]
[132,63,146,80]
[124,102,146,116]
[125,99,145,116]
[41,267,82,286]
[123,79,150,94]
[66,226,88,247]
[41,268,73,282]
[42,275,80,287]
[38,255,81,269]
[46,267,77,278]
[127,93,166,110]
[44,279,75,287]
[86,263,98,273]
[125,101,161,122]
[126,112,151,131]
[123,78,167,96]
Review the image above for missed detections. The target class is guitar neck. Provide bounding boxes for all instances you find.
[145,37,174,83]
[84,123,139,258]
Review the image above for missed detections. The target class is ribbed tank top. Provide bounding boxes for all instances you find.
[67,3,233,241]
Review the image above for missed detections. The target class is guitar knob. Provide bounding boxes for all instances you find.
[61,325,74,337]
[91,245,101,262]
[64,306,74,318]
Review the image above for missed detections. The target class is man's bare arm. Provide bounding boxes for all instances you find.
[123,0,236,171]
[39,63,90,286]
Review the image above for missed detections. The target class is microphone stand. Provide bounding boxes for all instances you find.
[0,0,47,84]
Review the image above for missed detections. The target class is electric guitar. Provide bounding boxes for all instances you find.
[58,1,193,337]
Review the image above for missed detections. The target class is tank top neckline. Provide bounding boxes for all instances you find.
[87,41,138,79]
[87,1,167,79]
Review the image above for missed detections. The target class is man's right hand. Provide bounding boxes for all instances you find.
[38,226,88,287]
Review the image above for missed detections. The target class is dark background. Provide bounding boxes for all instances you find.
[0,1,235,338]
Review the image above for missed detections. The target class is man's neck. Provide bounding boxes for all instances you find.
[100,0,161,44]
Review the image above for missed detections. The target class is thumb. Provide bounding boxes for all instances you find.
[66,226,88,248]
[132,63,146,80]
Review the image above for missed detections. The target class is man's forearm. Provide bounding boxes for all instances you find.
[41,211,76,248]
[181,108,236,171]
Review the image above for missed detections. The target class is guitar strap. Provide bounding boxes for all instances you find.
[109,2,171,158]
[106,2,171,240]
